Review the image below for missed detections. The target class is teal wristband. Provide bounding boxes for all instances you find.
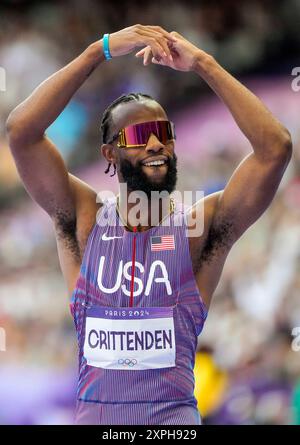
[102,33,112,60]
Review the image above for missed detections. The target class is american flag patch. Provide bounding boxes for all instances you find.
[151,235,175,251]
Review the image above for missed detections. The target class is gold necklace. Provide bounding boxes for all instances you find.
[116,195,175,232]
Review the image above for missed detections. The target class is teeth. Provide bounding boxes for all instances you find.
[144,160,166,166]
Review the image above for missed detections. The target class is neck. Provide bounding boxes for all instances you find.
[117,189,174,232]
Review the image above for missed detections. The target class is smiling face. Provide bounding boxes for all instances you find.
[101,99,178,197]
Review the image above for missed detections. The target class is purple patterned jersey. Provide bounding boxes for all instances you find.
[70,196,208,425]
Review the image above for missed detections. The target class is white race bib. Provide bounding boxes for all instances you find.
[83,306,176,370]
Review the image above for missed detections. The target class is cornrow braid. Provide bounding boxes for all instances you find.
[104,162,116,177]
[100,92,156,176]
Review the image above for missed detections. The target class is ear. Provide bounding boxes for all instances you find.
[100,144,117,164]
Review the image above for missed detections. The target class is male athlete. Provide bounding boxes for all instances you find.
[6,25,292,425]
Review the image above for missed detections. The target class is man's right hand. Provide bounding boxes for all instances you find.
[108,24,177,62]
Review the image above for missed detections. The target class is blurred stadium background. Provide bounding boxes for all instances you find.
[0,0,300,425]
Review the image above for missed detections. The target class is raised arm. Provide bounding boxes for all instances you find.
[135,32,292,307]
[6,39,105,221]
[192,52,292,241]
[6,25,176,222]
[136,31,292,241]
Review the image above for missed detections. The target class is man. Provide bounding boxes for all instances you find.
[6,25,292,425]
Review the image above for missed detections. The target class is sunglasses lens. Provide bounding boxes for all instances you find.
[120,121,175,147]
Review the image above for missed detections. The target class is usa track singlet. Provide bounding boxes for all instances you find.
[70,196,208,425]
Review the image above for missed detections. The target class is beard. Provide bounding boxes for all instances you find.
[119,153,178,198]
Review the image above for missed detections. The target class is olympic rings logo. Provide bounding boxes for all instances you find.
[118,358,137,367]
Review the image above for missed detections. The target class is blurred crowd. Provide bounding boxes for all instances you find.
[0,0,300,425]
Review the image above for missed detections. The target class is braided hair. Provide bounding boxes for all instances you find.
[100,92,155,176]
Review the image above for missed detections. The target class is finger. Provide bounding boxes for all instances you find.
[143,47,153,66]
[146,36,171,62]
[144,36,168,60]
[143,30,173,59]
[143,31,173,62]
[167,41,180,57]
[135,47,147,57]
[152,56,166,66]
[144,25,178,43]
[158,38,174,62]
[135,35,163,60]
[145,39,167,62]
[135,28,171,60]
[136,46,155,65]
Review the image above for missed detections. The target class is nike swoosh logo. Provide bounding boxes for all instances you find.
[102,233,123,241]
